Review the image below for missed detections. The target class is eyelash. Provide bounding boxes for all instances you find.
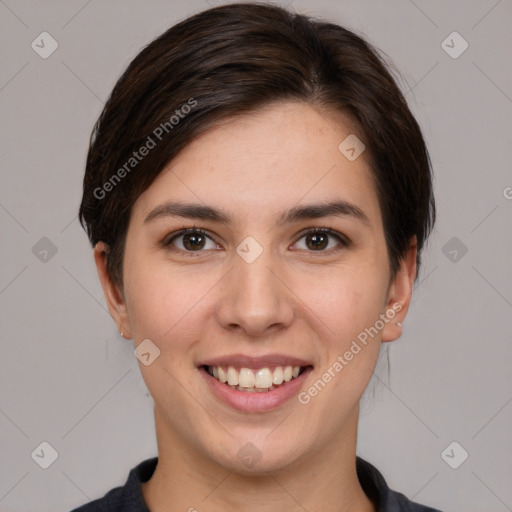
[162,226,350,256]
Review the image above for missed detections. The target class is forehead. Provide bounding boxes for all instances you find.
[132,101,381,227]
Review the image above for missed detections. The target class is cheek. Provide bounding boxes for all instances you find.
[294,262,388,341]
[123,250,214,340]
[295,262,388,399]
[123,259,209,396]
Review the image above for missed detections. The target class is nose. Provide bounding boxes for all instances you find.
[215,248,295,338]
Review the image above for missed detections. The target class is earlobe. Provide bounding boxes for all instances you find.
[94,241,132,339]
[381,238,417,343]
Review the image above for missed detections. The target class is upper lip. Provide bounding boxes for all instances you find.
[198,354,313,369]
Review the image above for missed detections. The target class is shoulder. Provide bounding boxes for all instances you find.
[385,488,444,512]
[68,457,158,512]
[356,457,444,512]
[69,485,125,512]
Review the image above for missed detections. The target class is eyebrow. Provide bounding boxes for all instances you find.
[144,200,370,226]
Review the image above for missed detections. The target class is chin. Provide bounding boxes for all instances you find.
[202,433,310,476]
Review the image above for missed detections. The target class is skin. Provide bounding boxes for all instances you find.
[95,101,417,512]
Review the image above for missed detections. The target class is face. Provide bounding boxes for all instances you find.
[96,101,415,475]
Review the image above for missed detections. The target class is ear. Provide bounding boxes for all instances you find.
[381,237,417,343]
[94,241,132,339]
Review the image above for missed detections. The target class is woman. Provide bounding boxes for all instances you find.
[73,3,440,511]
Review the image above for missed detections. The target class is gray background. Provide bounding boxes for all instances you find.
[1,0,511,511]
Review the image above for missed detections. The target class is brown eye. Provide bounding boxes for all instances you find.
[293,228,348,252]
[165,228,219,252]
[182,232,206,250]
[305,232,329,250]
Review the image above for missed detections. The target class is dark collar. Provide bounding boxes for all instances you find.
[122,456,441,512]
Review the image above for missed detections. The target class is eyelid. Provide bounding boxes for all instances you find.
[292,227,350,250]
[162,227,217,248]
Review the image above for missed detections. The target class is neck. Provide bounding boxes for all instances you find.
[141,406,375,512]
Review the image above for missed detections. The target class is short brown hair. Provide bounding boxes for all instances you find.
[79,2,435,287]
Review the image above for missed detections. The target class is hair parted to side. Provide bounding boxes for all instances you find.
[79,2,435,288]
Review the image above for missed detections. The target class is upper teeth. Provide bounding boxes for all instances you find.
[208,365,301,389]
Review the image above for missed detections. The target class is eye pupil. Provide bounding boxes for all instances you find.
[183,232,205,250]
[306,232,328,250]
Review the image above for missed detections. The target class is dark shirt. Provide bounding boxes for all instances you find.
[70,456,443,512]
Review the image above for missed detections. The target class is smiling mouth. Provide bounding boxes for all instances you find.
[203,365,309,392]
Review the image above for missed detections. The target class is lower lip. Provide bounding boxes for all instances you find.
[199,367,312,413]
